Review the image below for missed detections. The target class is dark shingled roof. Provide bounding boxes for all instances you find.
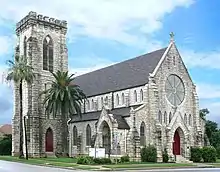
[74,47,167,97]
[70,105,140,129]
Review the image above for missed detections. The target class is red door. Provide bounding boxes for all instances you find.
[46,128,53,152]
[173,131,180,155]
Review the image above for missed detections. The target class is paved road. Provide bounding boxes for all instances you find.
[0,160,87,172]
[126,169,220,172]
[0,160,220,172]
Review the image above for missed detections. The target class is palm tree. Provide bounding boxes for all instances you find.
[41,70,86,156]
[6,55,35,158]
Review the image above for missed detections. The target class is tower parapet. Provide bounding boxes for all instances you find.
[16,11,67,35]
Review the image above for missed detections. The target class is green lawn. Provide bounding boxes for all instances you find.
[0,156,208,171]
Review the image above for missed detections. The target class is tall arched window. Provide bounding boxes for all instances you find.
[169,112,172,123]
[116,94,119,106]
[24,36,27,58]
[164,111,167,124]
[134,90,137,102]
[189,114,192,126]
[86,124,91,146]
[184,114,187,124]
[91,99,94,110]
[173,56,175,66]
[158,111,162,123]
[140,122,146,146]
[140,89,143,102]
[105,96,108,105]
[121,93,125,105]
[73,126,78,146]
[43,35,53,72]
[101,97,104,108]
[87,100,90,111]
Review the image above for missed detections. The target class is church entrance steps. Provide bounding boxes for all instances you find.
[175,155,193,163]
[45,152,56,157]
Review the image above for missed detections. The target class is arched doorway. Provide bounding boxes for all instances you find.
[173,130,180,155]
[102,121,111,155]
[45,128,53,152]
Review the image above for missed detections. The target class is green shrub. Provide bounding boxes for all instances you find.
[202,146,217,163]
[0,134,12,155]
[162,149,169,163]
[121,155,130,163]
[93,157,111,164]
[216,146,220,159]
[190,147,202,162]
[76,156,94,165]
[141,145,157,162]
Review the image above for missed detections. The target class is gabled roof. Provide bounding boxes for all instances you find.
[74,47,167,97]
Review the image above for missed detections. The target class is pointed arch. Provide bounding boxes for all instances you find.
[43,35,53,72]
[164,111,167,124]
[140,89,143,102]
[134,90,137,102]
[73,126,78,146]
[87,100,90,111]
[140,122,146,146]
[24,36,27,58]
[86,124,91,146]
[116,94,119,106]
[45,128,53,152]
[121,93,125,105]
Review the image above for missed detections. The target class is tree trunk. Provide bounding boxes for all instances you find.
[61,107,69,157]
[19,80,24,158]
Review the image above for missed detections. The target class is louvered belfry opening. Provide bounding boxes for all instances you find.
[43,35,53,72]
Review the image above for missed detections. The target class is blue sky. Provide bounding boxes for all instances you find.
[0,0,220,125]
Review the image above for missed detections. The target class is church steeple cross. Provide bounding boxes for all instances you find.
[170,32,175,42]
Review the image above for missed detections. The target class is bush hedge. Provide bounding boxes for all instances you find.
[141,145,157,162]
[121,155,130,163]
[216,146,220,159]
[76,156,112,165]
[0,134,12,155]
[202,146,217,163]
[190,147,202,162]
[162,149,169,163]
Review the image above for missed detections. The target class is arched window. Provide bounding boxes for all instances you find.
[158,111,162,123]
[101,97,104,108]
[164,111,167,124]
[184,114,187,124]
[140,89,144,102]
[140,122,146,146]
[173,56,175,66]
[87,100,90,110]
[91,99,94,110]
[169,112,172,123]
[121,93,125,105]
[24,36,27,58]
[134,90,137,102]
[73,126,78,146]
[189,114,192,126]
[86,124,91,146]
[43,35,53,72]
[116,94,119,106]
[105,96,108,105]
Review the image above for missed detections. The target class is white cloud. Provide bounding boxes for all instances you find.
[197,83,220,99]
[0,36,14,56]
[180,48,220,69]
[69,55,117,76]
[0,0,194,46]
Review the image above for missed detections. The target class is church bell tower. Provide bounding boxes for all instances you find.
[12,11,68,157]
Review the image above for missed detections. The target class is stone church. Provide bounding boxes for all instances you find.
[12,11,205,162]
